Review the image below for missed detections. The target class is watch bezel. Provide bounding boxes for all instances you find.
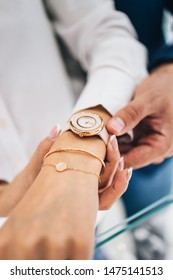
[69,112,104,137]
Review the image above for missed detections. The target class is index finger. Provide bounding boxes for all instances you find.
[123,134,167,169]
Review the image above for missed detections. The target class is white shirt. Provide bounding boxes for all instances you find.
[0,0,147,183]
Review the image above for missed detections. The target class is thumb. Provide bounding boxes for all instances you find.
[107,97,152,136]
[24,124,60,181]
[0,125,61,216]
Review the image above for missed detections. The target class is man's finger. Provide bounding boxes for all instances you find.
[123,134,167,169]
[107,95,153,136]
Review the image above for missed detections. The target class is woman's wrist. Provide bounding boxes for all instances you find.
[31,106,111,196]
[29,165,99,206]
[35,135,104,196]
[38,106,111,190]
[45,131,105,173]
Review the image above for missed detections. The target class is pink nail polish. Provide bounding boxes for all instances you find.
[127,167,133,181]
[118,157,124,171]
[110,134,118,150]
[48,124,60,140]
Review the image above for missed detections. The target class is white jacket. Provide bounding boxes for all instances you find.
[0,0,147,182]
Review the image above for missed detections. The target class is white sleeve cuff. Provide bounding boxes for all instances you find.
[72,67,146,115]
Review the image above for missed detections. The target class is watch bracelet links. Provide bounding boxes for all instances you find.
[43,148,105,169]
[42,162,100,181]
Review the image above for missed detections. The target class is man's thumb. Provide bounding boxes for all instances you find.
[107,99,148,135]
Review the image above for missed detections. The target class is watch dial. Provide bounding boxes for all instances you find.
[70,112,103,135]
[77,116,96,128]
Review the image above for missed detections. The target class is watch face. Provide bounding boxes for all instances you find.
[77,116,96,128]
[70,112,104,136]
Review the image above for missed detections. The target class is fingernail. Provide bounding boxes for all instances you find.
[48,124,60,140]
[118,157,124,171]
[110,117,125,132]
[110,134,118,150]
[127,167,133,181]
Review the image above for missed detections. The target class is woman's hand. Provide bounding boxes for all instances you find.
[0,126,60,216]
[0,125,101,259]
[0,106,132,260]
[0,133,131,260]
[99,135,132,210]
[0,124,131,217]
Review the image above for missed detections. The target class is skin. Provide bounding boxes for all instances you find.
[0,133,58,217]
[0,107,131,260]
[107,63,173,169]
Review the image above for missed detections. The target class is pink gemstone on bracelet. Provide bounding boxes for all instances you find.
[56,162,67,172]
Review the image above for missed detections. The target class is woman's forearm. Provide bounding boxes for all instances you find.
[0,107,129,260]
[0,106,111,260]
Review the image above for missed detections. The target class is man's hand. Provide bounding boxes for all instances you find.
[107,63,173,169]
[0,126,60,216]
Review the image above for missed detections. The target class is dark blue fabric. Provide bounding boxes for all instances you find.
[122,158,173,216]
[114,0,173,216]
[115,0,173,69]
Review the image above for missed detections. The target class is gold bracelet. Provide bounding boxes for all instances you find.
[42,162,100,181]
[43,147,105,169]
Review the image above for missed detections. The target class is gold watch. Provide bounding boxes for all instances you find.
[65,112,109,145]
